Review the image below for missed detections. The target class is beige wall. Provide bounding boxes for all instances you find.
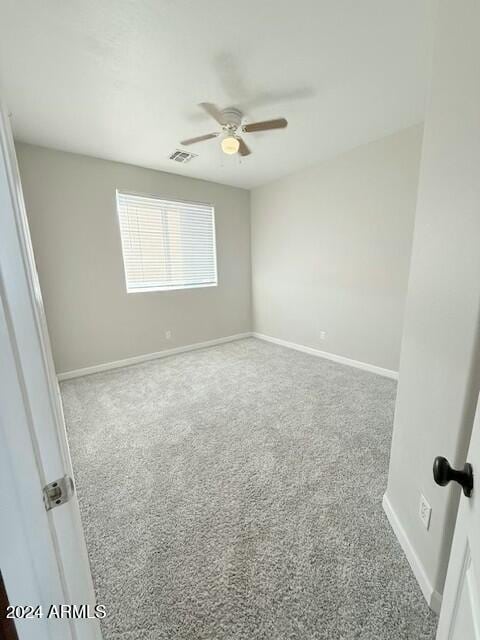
[250,125,423,372]
[18,130,421,377]
[16,143,251,374]
[385,0,480,602]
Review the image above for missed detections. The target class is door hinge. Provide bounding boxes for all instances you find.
[43,475,75,511]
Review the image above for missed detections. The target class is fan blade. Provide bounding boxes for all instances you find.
[237,137,251,157]
[242,118,288,133]
[199,102,225,125]
[180,133,219,146]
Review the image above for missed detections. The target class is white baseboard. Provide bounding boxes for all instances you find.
[252,332,398,380]
[382,493,442,613]
[57,332,252,380]
[59,331,398,382]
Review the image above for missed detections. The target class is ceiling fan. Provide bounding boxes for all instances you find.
[180,103,288,157]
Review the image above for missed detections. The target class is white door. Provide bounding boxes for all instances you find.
[0,102,101,640]
[436,394,480,639]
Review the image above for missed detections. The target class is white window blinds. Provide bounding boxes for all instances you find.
[116,191,217,293]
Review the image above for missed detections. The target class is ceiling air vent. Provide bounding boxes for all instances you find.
[169,150,196,163]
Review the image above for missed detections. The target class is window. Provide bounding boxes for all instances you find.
[116,191,217,293]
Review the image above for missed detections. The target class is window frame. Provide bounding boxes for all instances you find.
[115,189,218,294]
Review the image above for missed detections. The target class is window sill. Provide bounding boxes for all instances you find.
[126,283,218,294]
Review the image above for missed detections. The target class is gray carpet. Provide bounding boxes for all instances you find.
[61,338,438,639]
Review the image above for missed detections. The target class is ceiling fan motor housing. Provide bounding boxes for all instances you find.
[221,107,243,132]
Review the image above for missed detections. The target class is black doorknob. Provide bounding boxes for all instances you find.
[433,456,473,497]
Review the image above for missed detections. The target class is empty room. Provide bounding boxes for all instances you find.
[1,1,480,639]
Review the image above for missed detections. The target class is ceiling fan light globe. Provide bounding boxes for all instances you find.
[221,136,240,155]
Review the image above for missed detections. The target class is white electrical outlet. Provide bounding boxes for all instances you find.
[319,330,327,341]
[419,494,432,530]
[165,330,172,340]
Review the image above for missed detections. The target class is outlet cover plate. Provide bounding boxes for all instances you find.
[419,494,432,530]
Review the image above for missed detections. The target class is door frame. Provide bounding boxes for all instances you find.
[0,100,101,639]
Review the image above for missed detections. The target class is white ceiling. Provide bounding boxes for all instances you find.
[0,0,435,189]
